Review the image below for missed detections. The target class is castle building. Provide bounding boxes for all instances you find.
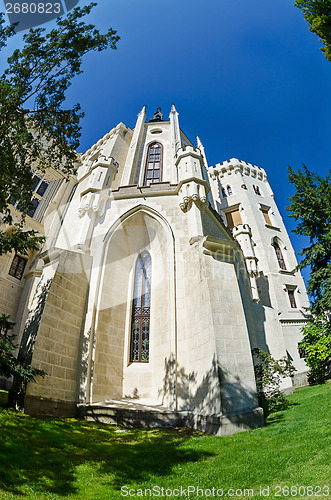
[0,105,310,435]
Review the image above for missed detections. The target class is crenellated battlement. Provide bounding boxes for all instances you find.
[176,145,202,159]
[232,223,253,237]
[209,158,268,182]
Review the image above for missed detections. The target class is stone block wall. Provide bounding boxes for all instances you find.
[24,249,92,416]
[0,276,23,319]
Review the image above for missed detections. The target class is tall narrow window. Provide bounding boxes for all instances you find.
[130,251,151,362]
[227,185,233,196]
[261,207,272,225]
[288,289,297,309]
[144,143,162,186]
[273,242,286,270]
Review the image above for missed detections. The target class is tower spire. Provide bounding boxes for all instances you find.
[121,105,147,185]
[169,103,181,155]
[196,135,208,168]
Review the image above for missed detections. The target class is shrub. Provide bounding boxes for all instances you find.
[298,317,331,385]
[252,348,296,418]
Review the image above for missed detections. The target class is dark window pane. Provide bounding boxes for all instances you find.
[288,290,297,308]
[8,255,27,280]
[32,175,42,191]
[27,198,39,218]
[36,181,49,196]
[274,243,286,270]
[144,143,162,186]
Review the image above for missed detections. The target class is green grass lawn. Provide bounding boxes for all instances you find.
[0,383,330,500]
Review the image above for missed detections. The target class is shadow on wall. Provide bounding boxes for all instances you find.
[256,274,272,308]
[76,327,91,405]
[80,354,262,434]
[18,279,52,366]
[161,354,259,421]
[10,278,52,407]
[233,250,270,356]
[75,281,92,405]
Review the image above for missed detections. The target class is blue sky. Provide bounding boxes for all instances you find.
[2,0,331,283]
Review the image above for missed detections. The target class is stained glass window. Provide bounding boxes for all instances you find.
[130,251,151,362]
[143,143,162,186]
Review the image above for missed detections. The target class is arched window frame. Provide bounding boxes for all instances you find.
[143,142,163,186]
[227,185,233,196]
[130,250,151,363]
[273,240,286,270]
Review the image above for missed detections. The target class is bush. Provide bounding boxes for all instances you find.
[0,314,45,383]
[298,317,331,385]
[252,348,296,418]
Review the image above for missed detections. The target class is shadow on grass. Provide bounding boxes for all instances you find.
[265,412,286,425]
[265,400,300,426]
[0,410,213,497]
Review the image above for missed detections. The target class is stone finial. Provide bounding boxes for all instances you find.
[150,107,164,122]
[196,135,203,149]
[138,105,147,116]
[170,103,178,114]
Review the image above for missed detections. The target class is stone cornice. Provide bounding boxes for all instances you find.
[111,182,178,200]
[279,319,310,326]
[202,235,243,262]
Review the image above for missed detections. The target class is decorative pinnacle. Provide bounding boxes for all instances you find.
[196,135,203,149]
[138,105,147,116]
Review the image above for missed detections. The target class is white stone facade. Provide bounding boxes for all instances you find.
[1,105,310,433]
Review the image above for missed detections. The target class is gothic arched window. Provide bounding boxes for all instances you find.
[130,251,151,362]
[227,185,233,196]
[273,241,286,270]
[144,143,162,186]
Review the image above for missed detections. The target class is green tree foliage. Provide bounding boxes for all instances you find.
[295,0,331,61]
[0,4,118,393]
[298,317,331,384]
[287,166,331,315]
[0,3,119,254]
[252,348,296,418]
[0,314,45,383]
